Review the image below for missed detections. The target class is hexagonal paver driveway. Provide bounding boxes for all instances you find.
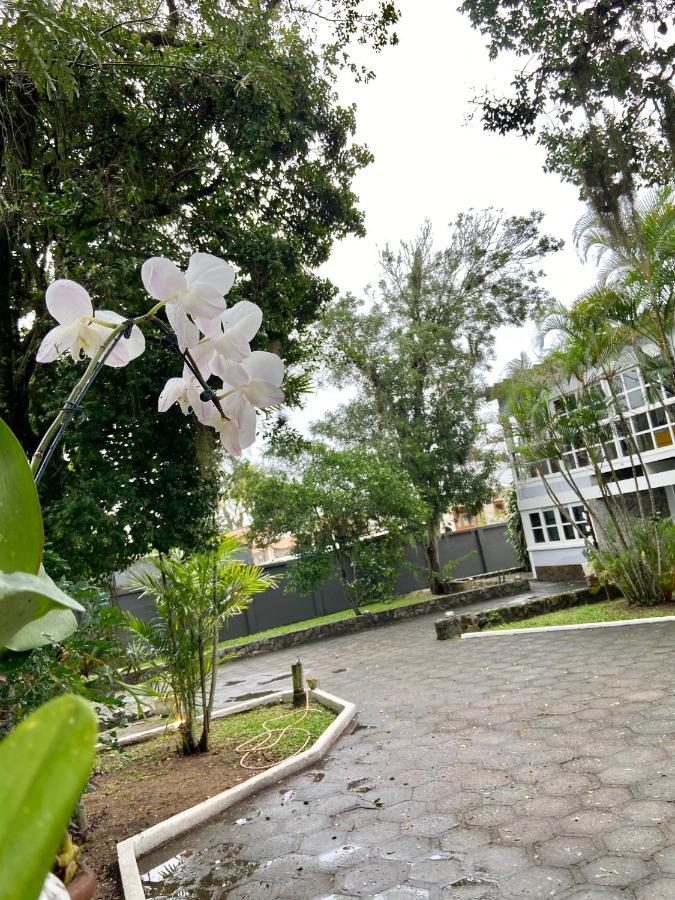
[138,616,675,899]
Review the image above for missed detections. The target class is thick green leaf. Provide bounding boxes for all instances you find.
[0,695,97,900]
[0,418,43,574]
[0,571,84,650]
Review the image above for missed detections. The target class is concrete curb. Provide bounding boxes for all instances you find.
[116,687,356,900]
[462,615,675,638]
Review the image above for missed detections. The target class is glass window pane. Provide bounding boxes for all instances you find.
[529,512,541,527]
[572,506,585,522]
[546,524,560,541]
[623,369,640,391]
[632,412,649,432]
[543,510,556,525]
[650,408,667,427]
[655,428,673,448]
[637,432,655,452]
[562,522,575,539]
[628,388,645,410]
[533,529,546,544]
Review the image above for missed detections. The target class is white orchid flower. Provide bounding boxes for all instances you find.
[191,301,263,376]
[36,280,145,367]
[219,351,285,412]
[157,367,213,423]
[141,253,235,352]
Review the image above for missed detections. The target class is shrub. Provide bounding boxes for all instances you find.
[0,565,128,740]
[587,517,675,606]
[127,537,277,755]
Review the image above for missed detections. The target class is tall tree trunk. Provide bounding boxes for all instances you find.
[424,519,447,595]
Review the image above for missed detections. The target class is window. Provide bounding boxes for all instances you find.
[543,509,560,541]
[529,512,546,543]
[612,368,645,411]
[528,505,591,545]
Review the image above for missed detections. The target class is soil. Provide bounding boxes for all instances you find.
[81,701,334,900]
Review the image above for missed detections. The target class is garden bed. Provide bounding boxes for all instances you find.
[82,700,336,900]
[482,597,675,631]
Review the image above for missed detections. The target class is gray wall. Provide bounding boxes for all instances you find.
[115,523,519,641]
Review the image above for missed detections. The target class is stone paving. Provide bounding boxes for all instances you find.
[140,614,675,899]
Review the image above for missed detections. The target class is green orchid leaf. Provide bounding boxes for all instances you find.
[0,695,97,900]
[0,418,43,574]
[0,571,84,650]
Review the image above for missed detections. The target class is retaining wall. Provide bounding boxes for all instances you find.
[115,523,519,641]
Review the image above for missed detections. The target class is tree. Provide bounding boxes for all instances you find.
[128,536,276,755]
[219,459,266,532]
[247,444,428,613]
[316,215,562,592]
[460,0,675,225]
[0,0,399,576]
[573,187,675,387]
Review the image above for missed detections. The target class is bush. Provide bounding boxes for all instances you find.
[127,537,277,755]
[587,517,675,606]
[0,562,128,739]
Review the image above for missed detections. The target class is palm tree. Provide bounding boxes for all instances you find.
[574,187,675,389]
[127,537,277,755]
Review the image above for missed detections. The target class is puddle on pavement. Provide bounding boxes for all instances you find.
[229,689,275,702]
[141,844,256,897]
[261,672,289,684]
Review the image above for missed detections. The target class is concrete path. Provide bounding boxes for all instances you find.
[140,611,675,899]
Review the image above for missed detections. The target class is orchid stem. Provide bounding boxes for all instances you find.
[31,322,129,483]
[31,306,227,485]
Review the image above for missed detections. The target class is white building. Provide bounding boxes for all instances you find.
[496,364,675,581]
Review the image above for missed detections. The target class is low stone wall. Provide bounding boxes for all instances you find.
[219,578,531,660]
[435,584,620,639]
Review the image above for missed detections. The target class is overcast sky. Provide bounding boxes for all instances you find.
[287,0,599,433]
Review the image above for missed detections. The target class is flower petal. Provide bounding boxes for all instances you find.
[46,280,92,325]
[189,340,215,380]
[245,379,284,409]
[221,301,263,342]
[238,399,257,449]
[217,419,242,456]
[36,324,71,363]
[165,303,200,352]
[88,310,145,367]
[141,257,187,301]
[242,350,284,387]
[158,377,187,412]
[214,358,248,387]
[185,253,235,297]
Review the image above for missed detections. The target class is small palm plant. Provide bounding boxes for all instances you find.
[127,537,276,755]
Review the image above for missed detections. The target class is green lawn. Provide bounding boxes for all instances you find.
[485,598,675,631]
[218,588,433,653]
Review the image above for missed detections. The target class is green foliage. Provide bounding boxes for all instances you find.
[220,459,267,532]
[0,418,82,651]
[350,540,403,605]
[1,0,398,578]
[460,0,675,218]
[0,694,97,900]
[0,417,42,574]
[587,518,675,607]
[248,444,428,612]
[127,536,277,754]
[316,216,560,589]
[505,483,528,569]
[0,568,128,740]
